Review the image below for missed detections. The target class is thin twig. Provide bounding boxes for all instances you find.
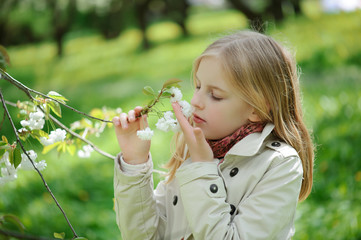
[48,113,116,160]
[1,98,116,160]
[0,89,79,239]
[0,69,112,123]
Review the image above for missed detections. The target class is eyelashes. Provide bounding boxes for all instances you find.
[195,85,223,101]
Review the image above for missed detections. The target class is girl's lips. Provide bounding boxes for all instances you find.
[193,114,206,124]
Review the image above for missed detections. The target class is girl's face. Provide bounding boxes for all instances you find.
[191,56,257,140]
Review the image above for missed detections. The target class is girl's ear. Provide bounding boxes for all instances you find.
[248,108,262,123]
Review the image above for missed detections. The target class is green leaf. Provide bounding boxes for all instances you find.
[1,214,25,233]
[142,86,155,96]
[47,100,62,117]
[162,78,182,88]
[31,129,49,138]
[9,149,14,165]
[48,91,68,103]
[0,45,10,70]
[42,141,61,154]
[74,237,88,240]
[13,147,22,169]
[2,135,8,144]
[57,141,67,153]
[66,145,76,156]
[0,149,5,159]
[161,92,172,98]
[54,232,65,239]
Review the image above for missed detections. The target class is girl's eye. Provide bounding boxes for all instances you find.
[211,93,223,101]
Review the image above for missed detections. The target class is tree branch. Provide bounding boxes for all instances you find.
[0,88,79,239]
[0,69,112,123]
[48,113,116,160]
[0,229,57,240]
[0,98,116,160]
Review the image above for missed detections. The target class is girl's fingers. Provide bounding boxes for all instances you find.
[112,116,121,127]
[139,115,149,129]
[134,106,143,115]
[120,112,128,129]
[128,110,135,122]
[172,102,192,136]
[193,128,204,143]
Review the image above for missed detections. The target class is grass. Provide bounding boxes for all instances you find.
[1,5,361,240]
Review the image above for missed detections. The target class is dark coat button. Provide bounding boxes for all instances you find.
[230,167,239,177]
[230,204,236,215]
[173,195,178,206]
[271,141,281,147]
[210,184,218,193]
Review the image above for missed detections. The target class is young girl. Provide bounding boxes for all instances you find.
[112,31,314,240]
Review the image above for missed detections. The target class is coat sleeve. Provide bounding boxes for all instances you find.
[113,154,167,240]
[175,155,303,240]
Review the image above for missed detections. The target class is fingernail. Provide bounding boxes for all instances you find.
[113,117,120,126]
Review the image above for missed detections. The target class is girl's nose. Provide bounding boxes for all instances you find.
[191,91,204,110]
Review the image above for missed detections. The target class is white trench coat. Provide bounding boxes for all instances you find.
[113,123,303,240]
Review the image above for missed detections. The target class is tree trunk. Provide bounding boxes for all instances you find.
[227,0,265,33]
[135,0,152,50]
[291,0,302,15]
[49,0,76,57]
[269,0,284,22]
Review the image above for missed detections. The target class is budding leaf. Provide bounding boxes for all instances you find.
[48,91,68,103]
[57,141,67,153]
[162,78,182,89]
[42,142,61,154]
[48,100,62,117]
[9,148,21,169]
[66,145,76,156]
[13,148,22,169]
[2,135,8,144]
[74,238,88,240]
[1,214,25,232]
[161,92,172,98]
[31,129,49,139]
[142,86,155,96]
[54,232,65,239]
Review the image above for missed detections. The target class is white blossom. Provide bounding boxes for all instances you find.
[29,110,45,121]
[156,111,180,132]
[169,87,183,102]
[70,121,81,130]
[20,120,30,128]
[18,128,28,133]
[19,150,37,170]
[35,160,47,171]
[77,145,94,158]
[18,150,47,171]
[19,110,28,115]
[179,100,193,118]
[0,152,18,185]
[137,127,154,140]
[40,129,66,146]
[20,109,45,130]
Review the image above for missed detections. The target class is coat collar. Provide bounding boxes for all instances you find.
[225,123,275,157]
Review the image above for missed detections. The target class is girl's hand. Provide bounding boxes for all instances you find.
[112,106,150,164]
[172,102,213,162]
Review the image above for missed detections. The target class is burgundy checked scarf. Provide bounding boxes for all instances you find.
[206,122,265,159]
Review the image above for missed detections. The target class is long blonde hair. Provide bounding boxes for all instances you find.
[164,31,314,201]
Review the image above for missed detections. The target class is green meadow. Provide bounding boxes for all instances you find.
[1,5,361,240]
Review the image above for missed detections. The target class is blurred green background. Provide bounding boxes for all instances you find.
[1,0,361,239]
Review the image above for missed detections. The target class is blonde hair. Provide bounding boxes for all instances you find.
[164,31,314,201]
